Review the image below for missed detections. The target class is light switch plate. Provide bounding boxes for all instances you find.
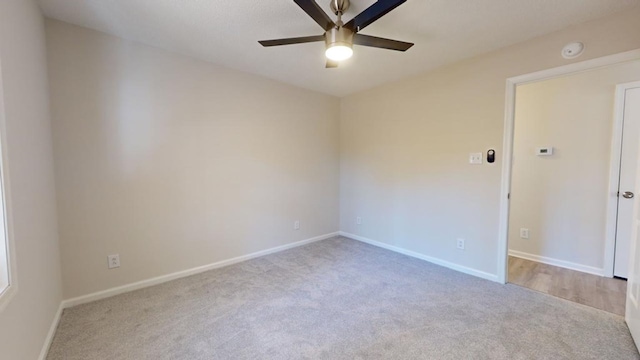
[469,153,483,164]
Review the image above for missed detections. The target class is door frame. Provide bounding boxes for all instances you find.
[606,80,640,278]
[497,49,640,284]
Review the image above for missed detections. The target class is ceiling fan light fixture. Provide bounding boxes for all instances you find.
[325,43,353,61]
[324,26,354,62]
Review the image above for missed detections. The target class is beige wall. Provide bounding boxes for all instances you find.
[0,0,63,359]
[340,8,640,278]
[509,62,640,271]
[46,20,340,299]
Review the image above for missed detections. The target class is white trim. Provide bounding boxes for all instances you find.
[0,56,18,312]
[62,232,339,308]
[605,81,640,278]
[498,49,640,284]
[339,231,499,283]
[0,281,16,312]
[508,49,640,85]
[508,250,605,277]
[38,302,64,360]
[497,74,516,285]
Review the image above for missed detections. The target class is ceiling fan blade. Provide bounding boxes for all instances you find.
[326,59,339,68]
[258,35,325,47]
[353,34,413,51]
[345,0,406,32]
[294,0,336,31]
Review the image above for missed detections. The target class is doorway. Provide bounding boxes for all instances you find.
[497,51,640,315]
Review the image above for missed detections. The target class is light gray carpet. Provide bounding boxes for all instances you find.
[47,236,640,359]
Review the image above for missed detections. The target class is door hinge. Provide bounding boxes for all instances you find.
[508,193,510,200]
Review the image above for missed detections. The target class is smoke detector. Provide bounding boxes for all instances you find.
[561,42,585,59]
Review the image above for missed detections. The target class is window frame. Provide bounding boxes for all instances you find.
[0,57,17,311]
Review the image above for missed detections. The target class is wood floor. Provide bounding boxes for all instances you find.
[508,256,627,316]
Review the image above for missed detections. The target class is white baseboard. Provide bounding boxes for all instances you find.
[62,232,339,308]
[508,249,605,277]
[339,231,499,283]
[38,302,64,360]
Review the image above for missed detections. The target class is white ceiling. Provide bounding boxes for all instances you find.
[38,0,639,97]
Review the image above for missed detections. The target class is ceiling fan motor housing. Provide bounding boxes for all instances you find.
[325,26,354,48]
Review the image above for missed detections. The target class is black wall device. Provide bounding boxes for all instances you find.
[487,149,495,163]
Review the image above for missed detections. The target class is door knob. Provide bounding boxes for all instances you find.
[623,191,635,199]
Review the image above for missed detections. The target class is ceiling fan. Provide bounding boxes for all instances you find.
[259,0,413,68]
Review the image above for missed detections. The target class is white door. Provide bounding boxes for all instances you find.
[615,84,640,278]
[625,84,640,347]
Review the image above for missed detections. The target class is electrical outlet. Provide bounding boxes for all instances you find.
[456,238,465,250]
[356,216,362,225]
[294,220,300,230]
[520,228,530,239]
[108,254,120,269]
